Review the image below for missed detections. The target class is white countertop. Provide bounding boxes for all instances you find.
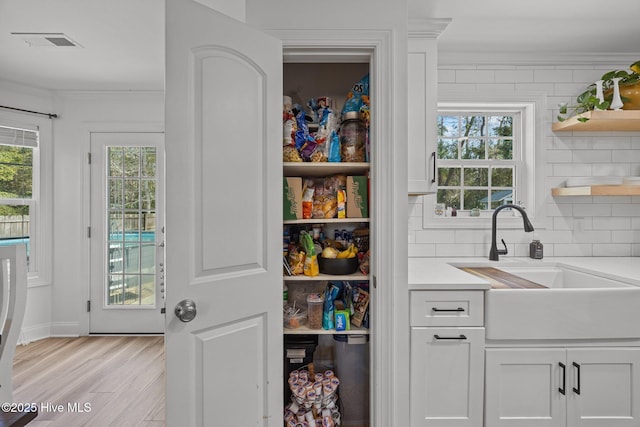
[408,256,640,290]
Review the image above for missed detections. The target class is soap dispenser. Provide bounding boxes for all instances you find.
[529,237,543,259]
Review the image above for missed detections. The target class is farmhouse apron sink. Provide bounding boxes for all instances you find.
[459,265,640,340]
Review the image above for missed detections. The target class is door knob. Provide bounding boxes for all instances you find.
[175,299,197,322]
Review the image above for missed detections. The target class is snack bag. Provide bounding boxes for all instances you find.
[295,110,317,160]
[327,131,341,162]
[351,286,369,328]
[323,283,340,330]
[341,74,370,125]
[300,232,319,277]
[334,310,350,331]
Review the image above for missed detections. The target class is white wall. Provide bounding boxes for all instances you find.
[51,91,164,336]
[0,82,164,340]
[409,63,640,258]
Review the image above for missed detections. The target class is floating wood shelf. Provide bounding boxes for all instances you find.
[552,110,640,132]
[551,185,640,196]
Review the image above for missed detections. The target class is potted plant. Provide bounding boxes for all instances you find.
[557,60,640,122]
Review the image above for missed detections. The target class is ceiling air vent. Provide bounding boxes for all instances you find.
[10,33,83,48]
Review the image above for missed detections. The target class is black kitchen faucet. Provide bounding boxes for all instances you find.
[489,204,534,261]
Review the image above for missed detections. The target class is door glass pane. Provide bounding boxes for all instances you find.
[106,146,157,306]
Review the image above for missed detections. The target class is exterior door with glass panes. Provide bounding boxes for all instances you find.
[89,132,164,333]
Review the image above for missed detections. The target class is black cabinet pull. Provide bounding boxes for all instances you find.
[434,334,467,340]
[559,362,566,395]
[573,362,581,395]
[432,307,465,312]
[430,151,436,183]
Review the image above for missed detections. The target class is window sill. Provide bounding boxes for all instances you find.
[422,215,534,230]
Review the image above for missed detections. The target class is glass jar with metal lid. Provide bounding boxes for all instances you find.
[339,111,366,162]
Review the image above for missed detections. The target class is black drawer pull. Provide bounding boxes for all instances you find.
[434,334,467,340]
[559,362,566,395]
[573,362,581,395]
[432,307,465,312]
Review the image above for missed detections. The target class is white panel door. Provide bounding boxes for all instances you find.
[411,327,485,427]
[164,0,282,426]
[485,348,566,427]
[567,348,640,427]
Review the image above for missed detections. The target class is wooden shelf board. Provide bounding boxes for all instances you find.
[283,162,370,177]
[284,272,369,281]
[552,110,640,132]
[552,185,640,196]
[284,218,369,224]
[284,325,370,335]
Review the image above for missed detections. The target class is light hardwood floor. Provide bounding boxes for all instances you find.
[12,336,165,427]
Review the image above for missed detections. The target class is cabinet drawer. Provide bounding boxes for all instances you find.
[410,290,484,326]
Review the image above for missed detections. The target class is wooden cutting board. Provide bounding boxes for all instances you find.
[459,267,548,289]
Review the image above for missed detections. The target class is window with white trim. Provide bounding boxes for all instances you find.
[436,111,519,211]
[0,112,52,284]
[0,125,36,269]
[422,97,544,229]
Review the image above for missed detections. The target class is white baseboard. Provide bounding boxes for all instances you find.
[50,322,82,337]
[18,322,82,345]
[18,323,51,345]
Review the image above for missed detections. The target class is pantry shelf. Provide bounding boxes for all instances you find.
[284,272,369,281]
[284,326,370,335]
[551,185,640,196]
[284,218,370,225]
[552,110,640,132]
[283,162,370,177]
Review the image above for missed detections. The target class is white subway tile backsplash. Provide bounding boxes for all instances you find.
[575,204,612,217]
[544,230,574,244]
[612,230,640,244]
[572,150,612,163]
[592,217,631,230]
[454,229,489,244]
[515,83,555,93]
[591,164,631,176]
[548,150,573,163]
[407,64,640,258]
[436,243,476,257]
[534,69,573,83]
[408,244,436,258]
[553,216,573,230]
[612,150,640,163]
[438,69,456,83]
[572,69,607,83]
[552,164,592,177]
[495,69,534,83]
[554,244,593,257]
[593,244,632,257]
[612,204,640,217]
[546,202,573,217]
[415,229,455,244]
[593,137,631,150]
[455,69,495,83]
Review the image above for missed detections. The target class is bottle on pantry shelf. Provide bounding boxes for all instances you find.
[307,293,323,330]
[339,111,366,162]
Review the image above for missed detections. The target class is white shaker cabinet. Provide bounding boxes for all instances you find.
[407,19,449,195]
[485,347,640,427]
[410,290,485,427]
